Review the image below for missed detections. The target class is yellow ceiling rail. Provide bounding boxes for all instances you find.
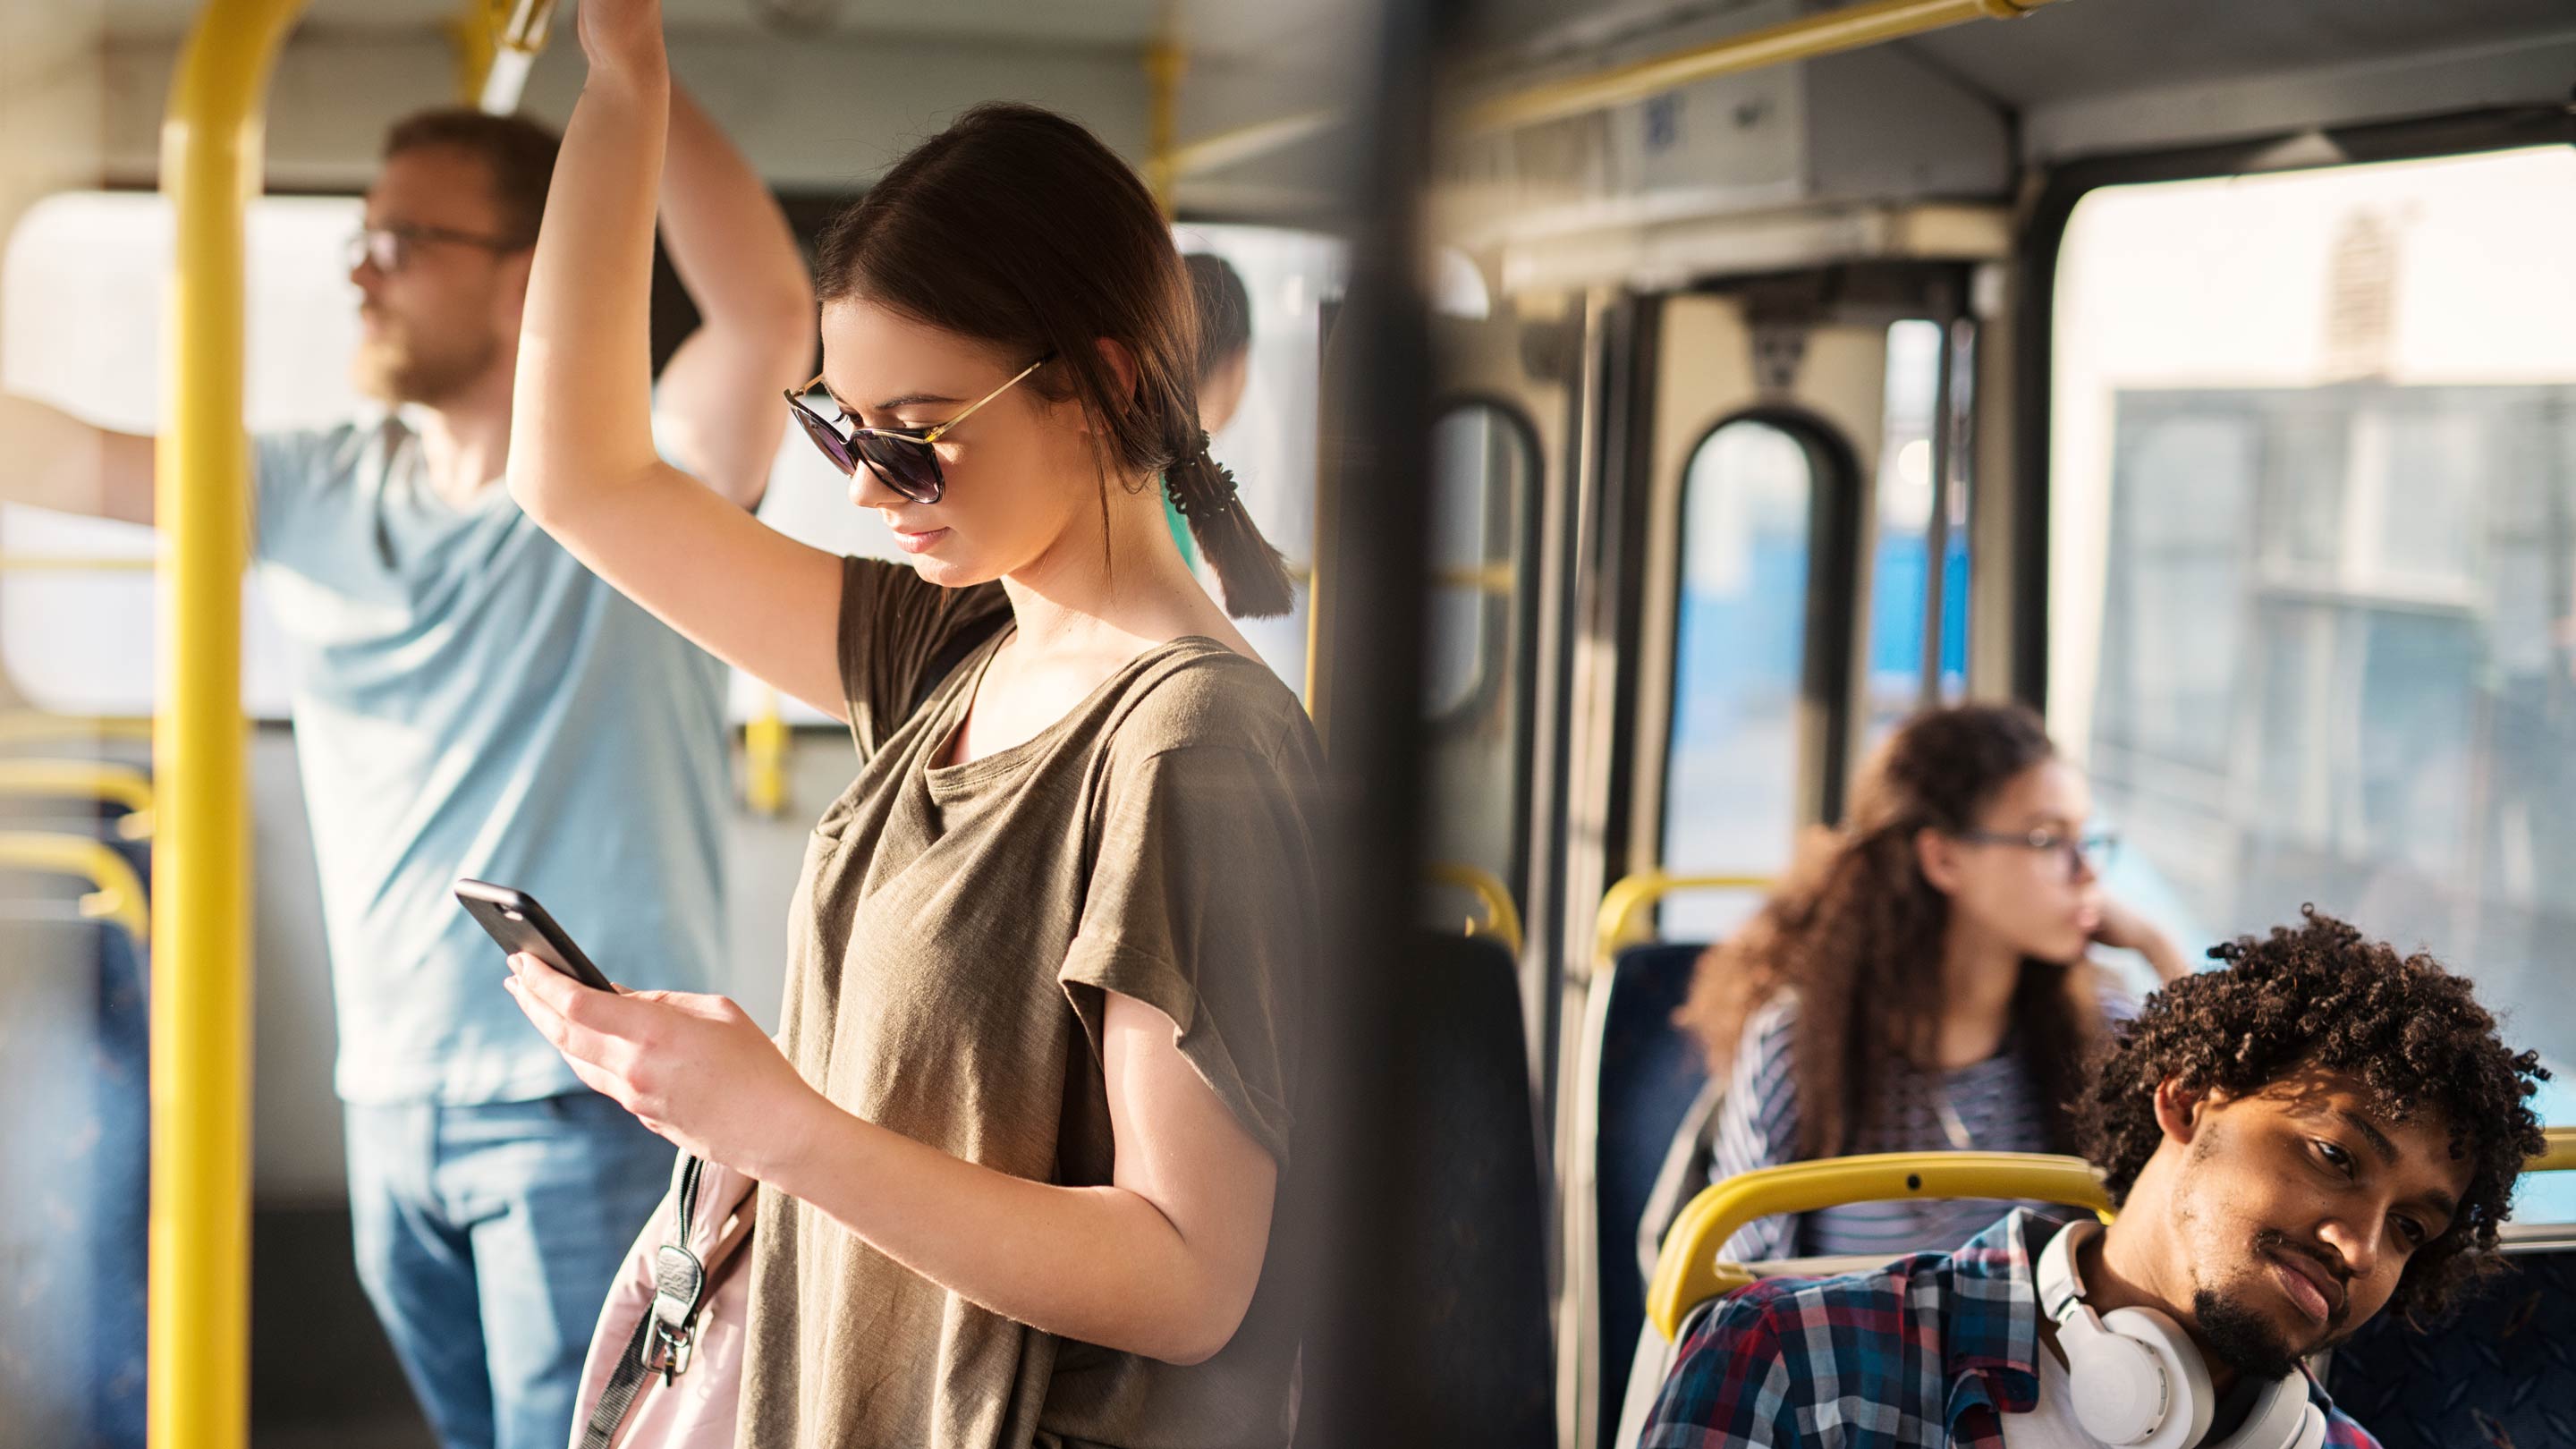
[1648,1150,2112,1339]
[1427,860,1524,956]
[1463,0,2072,135]
[1168,0,2072,174]
[0,829,151,946]
[1594,869,1775,968]
[0,758,158,840]
[157,1,305,1443]
[0,712,157,746]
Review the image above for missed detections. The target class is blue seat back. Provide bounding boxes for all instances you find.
[2327,1246,2576,1447]
[1389,931,1554,1448]
[1,875,148,1448]
[1594,941,1712,1447]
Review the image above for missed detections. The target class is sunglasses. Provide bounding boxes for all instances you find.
[784,356,1049,504]
[346,223,529,276]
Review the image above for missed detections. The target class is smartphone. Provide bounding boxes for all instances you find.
[455,877,618,992]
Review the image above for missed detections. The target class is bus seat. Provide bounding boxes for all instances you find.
[1387,929,1553,1448]
[1614,1152,2113,1449]
[1,857,151,1449]
[1589,937,1711,1448]
[2325,1127,2576,1448]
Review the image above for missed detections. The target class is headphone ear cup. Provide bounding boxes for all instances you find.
[2096,1306,2215,1449]
[2206,1375,2329,1449]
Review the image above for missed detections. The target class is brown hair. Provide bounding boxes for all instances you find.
[1674,702,2112,1158]
[382,108,562,245]
[1183,251,1252,379]
[811,104,1292,616]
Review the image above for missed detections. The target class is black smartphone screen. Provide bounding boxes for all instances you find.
[454,877,618,992]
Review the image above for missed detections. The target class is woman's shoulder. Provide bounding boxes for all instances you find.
[1105,639,1317,770]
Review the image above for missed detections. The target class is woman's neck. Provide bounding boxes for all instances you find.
[1931,915,2021,1069]
[999,478,1246,660]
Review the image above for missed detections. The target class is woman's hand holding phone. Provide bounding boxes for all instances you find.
[502,956,826,1180]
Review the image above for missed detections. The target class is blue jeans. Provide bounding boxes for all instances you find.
[344,1093,674,1449]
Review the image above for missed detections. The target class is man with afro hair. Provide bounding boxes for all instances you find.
[1641,908,2545,1448]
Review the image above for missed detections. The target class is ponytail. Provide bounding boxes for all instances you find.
[1165,429,1293,618]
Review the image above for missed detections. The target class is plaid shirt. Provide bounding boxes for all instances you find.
[1641,1210,2381,1448]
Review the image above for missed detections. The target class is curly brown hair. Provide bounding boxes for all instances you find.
[1674,703,2114,1159]
[2074,907,2546,1319]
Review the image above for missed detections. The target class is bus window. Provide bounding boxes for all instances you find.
[1421,401,1534,886]
[2050,146,2576,1212]
[1858,318,1969,757]
[1662,418,1817,940]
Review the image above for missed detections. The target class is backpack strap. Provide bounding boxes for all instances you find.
[579,1157,712,1449]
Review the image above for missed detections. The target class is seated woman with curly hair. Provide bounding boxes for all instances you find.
[1671,703,2193,1266]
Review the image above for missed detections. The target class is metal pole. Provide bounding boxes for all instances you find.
[152,2,306,1443]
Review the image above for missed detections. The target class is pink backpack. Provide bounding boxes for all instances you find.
[572,1155,759,1449]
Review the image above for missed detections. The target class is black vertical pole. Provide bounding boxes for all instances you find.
[1293,0,1450,1441]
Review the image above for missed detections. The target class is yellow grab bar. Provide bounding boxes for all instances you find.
[1427,861,1524,957]
[742,691,790,817]
[1594,869,1774,968]
[0,758,158,839]
[0,830,152,946]
[0,713,158,746]
[2534,1125,2576,1174]
[157,2,308,1445]
[1648,1151,2112,1340]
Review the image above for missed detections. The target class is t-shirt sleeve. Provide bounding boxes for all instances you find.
[1057,733,1314,1168]
[835,555,1010,759]
[249,425,340,563]
[1709,999,1803,1263]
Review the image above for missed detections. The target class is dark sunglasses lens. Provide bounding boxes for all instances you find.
[853,434,942,504]
[790,404,860,475]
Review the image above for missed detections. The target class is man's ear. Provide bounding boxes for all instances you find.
[2153,1077,2215,1146]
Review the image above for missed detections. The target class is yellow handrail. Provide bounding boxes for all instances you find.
[1594,869,1774,968]
[0,555,158,572]
[0,758,158,840]
[157,3,306,1445]
[2535,1125,2576,1174]
[1427,861,1524,957]
[1647,1151,2113,1340]
[0,713,158,746]
[742,691,790,817]
[0,830,151,946]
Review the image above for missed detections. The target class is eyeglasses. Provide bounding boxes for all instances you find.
[1953,827,2120,879]
[346,223,530,276]
[783,356,1049,505]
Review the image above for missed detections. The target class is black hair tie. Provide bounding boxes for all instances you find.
[1167,431,1241,520]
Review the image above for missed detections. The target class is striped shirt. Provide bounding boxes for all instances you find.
[1710,988,2130,1263]
[1640,1210,2378,1449]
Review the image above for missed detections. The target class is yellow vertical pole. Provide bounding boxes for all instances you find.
[153,3,307,1445]
[1142,6,1184,219]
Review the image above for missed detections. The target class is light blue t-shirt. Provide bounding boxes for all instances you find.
[253,417,731,1105]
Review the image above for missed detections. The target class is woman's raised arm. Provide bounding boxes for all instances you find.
[508,0,848,718]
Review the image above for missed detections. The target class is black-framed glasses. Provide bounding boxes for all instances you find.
[346,223,530,276]
[1953,827,2119,879]
[783,356,1048,505]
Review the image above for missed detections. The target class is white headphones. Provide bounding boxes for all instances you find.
[2034,1220,2328,1449]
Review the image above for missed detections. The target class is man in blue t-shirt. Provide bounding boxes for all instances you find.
[1,89,810,1449]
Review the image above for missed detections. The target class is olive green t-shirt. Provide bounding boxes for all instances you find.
[737,557,1318,1448]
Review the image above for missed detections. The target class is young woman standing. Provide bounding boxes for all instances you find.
[496,3,1318,1444]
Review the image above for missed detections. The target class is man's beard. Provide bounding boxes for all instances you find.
[352,320,498,407]
[2190,1288,2304,1383]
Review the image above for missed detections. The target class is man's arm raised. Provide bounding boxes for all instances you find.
[0,394,157,527]
[649,80,815,511]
